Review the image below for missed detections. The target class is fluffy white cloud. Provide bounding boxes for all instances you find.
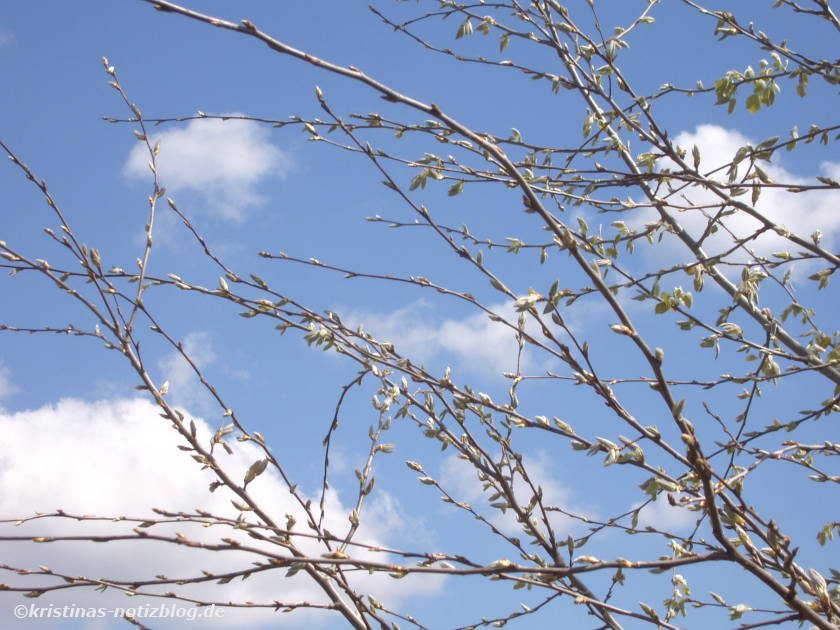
[124,116,290,221]
[0,397,440,628]
[341,299,561,377]
[633,496,697,532]
[0,29,14,48]
[645,124,840,266]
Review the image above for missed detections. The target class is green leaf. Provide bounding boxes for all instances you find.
[755,136,780,151]
[729,604,752,620]
[710,592,727,606]
[409,169,429,191]
[455,18,473,39]
[639,602,659,620]
[244,459,268,487]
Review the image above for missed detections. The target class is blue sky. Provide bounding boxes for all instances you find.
[1,2,839,629]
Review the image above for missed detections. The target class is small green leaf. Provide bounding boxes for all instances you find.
[244,459,268,487]
[455,18,473,39]
[729,604,752,620]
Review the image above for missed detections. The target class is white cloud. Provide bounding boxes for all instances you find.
[633,496,697,532]
[821,159,840,183]
[0,364,18,404]
[0,29,14,48]
[342,299,559,377]
[124,116,290,221]
[0,397,441,627]
[157,331,217,409]
[640,124,840,266]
